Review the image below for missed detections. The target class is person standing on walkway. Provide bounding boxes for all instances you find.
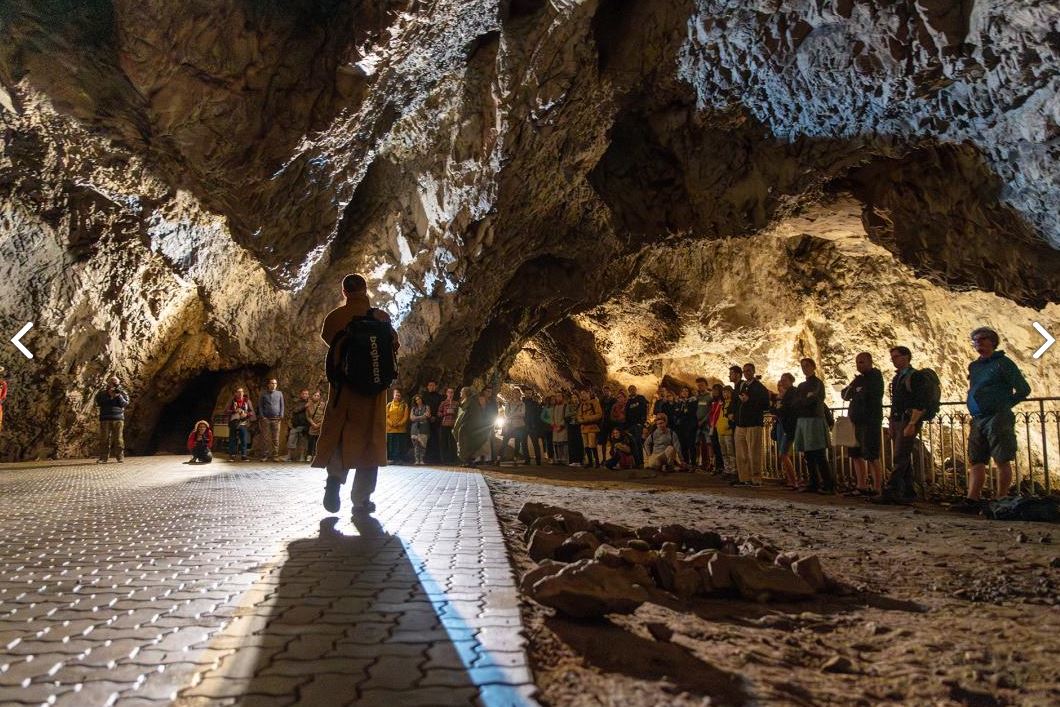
[454,386,490,466]
[385,390,410,464]
[258,379,285,461]
[314,273,395,515]
[955,327,1031,509]
[624,385,648,466]
[733,363,769,486]
[793,359,835,494]
[225,388,255,461]
[95,376,129,463]
[409,394,431,465]
[438,387,459,464]
[306,390,325,462]
[772,373,799,489]
[873,346,927,504]
[422,380,444,464]
[0,366,7,434]
[841,352,885,496]
[286,388,311,461]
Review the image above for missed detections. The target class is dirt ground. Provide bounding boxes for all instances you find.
[481,465,1060,707]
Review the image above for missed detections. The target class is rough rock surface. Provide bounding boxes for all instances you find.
[1,1,1058,459]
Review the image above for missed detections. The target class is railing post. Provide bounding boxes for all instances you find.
[1040,399,1049,495]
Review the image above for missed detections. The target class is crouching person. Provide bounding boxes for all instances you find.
[643,412,683,472]
[187,420,214,464]
[604,427,635,470]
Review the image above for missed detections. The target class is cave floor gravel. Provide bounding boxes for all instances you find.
[480,464,1060,707]
[0,457,538,706]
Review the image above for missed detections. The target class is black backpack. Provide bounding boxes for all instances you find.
[326,310,397,399]
[906,368,942,421]
[986,496,1059,522]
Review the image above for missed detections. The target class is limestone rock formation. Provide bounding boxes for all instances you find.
[0,0,1058,459]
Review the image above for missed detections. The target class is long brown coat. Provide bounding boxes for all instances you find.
[310,293,388,471]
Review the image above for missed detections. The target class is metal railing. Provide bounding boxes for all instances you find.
[762,397,1059,499]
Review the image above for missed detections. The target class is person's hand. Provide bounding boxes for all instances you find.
[903,423,917,438]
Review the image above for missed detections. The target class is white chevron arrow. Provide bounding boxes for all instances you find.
[11,322,33,359]
[1033,322,1055,360]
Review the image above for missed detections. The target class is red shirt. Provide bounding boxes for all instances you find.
[187,428,214,451]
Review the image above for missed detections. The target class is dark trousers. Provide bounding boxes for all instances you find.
[387,433,408,463]
[228,425,250,457]
[804,448,834,490]
[503,427,529,460]
[307,434,319,459]
[426,421,442,463]
[567,423,583,462]
[678,426,697,465]
[439,426,456,464]
[710,429,724,471]
[191,443,213,463]
[543,429,554,458]
[887,418,919,498]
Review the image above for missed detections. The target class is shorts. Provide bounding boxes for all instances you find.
[774,425,793,455]
[848,423,881,461]
[968,410,1017,464]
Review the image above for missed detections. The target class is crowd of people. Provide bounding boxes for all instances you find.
[82,266,1032,517]
[379,327,1031,509]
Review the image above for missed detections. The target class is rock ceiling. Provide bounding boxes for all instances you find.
[0,0,1058,458]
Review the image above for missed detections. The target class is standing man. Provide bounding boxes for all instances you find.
[733,363,769,487]
[313,274,394,514]
[956,327,1031,509]
[258,378,286,462]
[95,376,129,464]
[624,385,648,466]
[286,388,311,461]
[225,387,255,461]
[0,366,7,434]
[422,380,444,464]
[873,346,926,504]
[694,377,713,471]
[841,353,886,495]
[438,387,459,464]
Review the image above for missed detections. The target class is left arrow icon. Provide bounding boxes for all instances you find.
[11,322,33,359]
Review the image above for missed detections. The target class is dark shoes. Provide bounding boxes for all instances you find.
[351,500,376,515]
[950,498,985,514]
[323,477,341,513]
[869,491,915,505]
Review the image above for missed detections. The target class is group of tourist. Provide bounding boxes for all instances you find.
[83,265,1031,518]
[379,327,1030,509]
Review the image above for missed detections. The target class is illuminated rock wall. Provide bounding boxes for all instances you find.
[0,0,1057,458]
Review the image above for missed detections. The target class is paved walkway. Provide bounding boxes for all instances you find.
[0,458,537,706]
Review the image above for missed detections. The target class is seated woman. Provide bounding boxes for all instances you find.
[186,420,214,464]
[603,427,635,470]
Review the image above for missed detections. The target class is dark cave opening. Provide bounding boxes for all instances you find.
[145,365,270,455]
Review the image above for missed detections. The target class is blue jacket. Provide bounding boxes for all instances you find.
[258,390,285,419]
[967,351,1030,417]
[95,388,129,421]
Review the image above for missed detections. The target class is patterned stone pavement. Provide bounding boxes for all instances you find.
[0,458,538,706]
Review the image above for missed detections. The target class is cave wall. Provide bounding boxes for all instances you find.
[513,197,1060,408]
[0,0,1057,459]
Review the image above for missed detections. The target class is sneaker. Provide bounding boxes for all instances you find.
[949,498,985,513]
[568,462,582,468]
[116,458,124,463]
[729,480,747,487]
[96,459,107,464]
[241,456,250,462]
[323,477,341,513]
[869,492,913,505]
[797,485,819,493]
[351,500,376,515]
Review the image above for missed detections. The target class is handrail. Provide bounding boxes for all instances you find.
[761,397,1060,498]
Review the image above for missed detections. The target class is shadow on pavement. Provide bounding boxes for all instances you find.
[237,516,481,705]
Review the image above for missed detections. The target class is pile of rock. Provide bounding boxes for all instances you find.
[517,502,833,618]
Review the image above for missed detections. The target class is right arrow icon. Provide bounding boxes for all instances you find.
[1033,322,1055,359]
